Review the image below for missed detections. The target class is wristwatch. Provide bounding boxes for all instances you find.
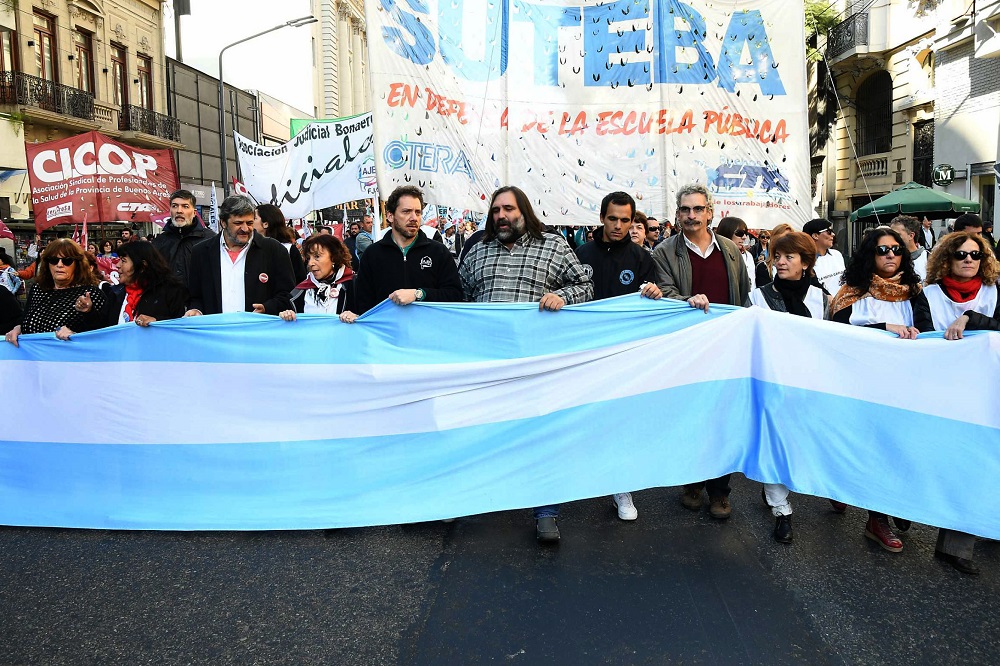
[415,288,425,301]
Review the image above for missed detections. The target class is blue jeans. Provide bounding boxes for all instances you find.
[533,505,559,519]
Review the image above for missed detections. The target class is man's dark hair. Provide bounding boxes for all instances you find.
[889,215,920,237]
[483,186,545,242]
[169,189,197,206]
[953,213,983,231]
[385,185,424,214]
[600,191,635,219]
[219,195,255,222]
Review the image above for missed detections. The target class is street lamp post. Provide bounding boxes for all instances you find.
[217,15,317,196]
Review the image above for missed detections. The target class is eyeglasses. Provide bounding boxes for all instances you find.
[875,245,903,257]
[734,229,747,237]
[46,256,76,266]
[953,250,984,261]
[647,226,660,232]
[677,205,708,215]
[820,228,835,235]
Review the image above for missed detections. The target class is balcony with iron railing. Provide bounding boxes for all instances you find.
[0,71,95,121]
[118,104,182,143]
[827,11,871,60]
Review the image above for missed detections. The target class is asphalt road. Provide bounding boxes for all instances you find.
[1,475,997,665]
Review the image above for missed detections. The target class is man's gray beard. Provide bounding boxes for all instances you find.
[496,216,526,243]
[174,216,193,228]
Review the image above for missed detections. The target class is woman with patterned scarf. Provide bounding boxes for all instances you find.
[829,226,931,554]
[280,234,355,320]
[910,231,1000,575]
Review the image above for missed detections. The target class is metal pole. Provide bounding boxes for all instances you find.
[216,16,316,200]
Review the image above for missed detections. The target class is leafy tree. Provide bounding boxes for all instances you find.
[806,0,843,153]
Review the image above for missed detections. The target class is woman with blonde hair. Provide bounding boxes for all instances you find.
[754,223,793,288]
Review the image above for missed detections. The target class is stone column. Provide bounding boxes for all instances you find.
[352,19,365,112]
[337,4,353,117]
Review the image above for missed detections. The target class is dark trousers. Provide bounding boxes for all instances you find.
[684,474,731,498]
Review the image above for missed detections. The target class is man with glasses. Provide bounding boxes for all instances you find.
[804,218,845,295]
[645,217,662,250]
[651,183,750,520]
[184,195,294,317]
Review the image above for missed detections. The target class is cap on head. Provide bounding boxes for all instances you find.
[802,218,833,236]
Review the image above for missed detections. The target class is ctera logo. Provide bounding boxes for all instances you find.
[116,202,159,213]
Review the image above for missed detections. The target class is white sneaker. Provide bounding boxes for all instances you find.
[612,493,638,521]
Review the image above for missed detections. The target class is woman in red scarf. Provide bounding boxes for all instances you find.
[911,231,1000,575]
[828,227,930,554]
[915,231,1000,337]
[108,241,188,327]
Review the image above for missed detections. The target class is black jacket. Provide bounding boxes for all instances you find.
[104,280,189,325]
[574,233,663,300]
[0,285,21,335]
[354,230,464,314]
[187,233,294,315]
[151,220,215,283]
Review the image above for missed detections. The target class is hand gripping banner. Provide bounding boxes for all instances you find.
[365,0,812,226]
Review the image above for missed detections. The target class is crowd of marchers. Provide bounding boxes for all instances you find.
[2,183,999,576]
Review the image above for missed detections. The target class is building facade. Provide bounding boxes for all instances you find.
[820,0,1000,250]
[165,56,256,208]
[254,89,313,146]
[0,0,180,236]
[311,0,368,120]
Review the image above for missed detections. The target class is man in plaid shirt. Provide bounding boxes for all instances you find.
[459,185,593,544]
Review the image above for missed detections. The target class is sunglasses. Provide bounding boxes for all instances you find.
[953,250,984,261]
[647,226,660,232]
[46,256,76,266]
[677,206,708,215]
[875,245,903,257]
[734,229,747,237]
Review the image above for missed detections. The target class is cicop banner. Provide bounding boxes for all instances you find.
[235,114,377,220]
[25,131,178,232]
[365,0,811,227]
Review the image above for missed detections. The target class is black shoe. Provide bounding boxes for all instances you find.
[773,515,793,544]
[892,517,912,532]
[536,517,560,543]
[934,551,979,575]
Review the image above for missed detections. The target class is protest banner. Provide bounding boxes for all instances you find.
[234,114,377,220]
[1,299,998,533]
[365,0,810,227]
[25,132,178,232]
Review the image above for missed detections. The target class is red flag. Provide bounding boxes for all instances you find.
[71,224,80,244]
[81,213,88,248]
[0,220,13,241]
[26,131,179,232]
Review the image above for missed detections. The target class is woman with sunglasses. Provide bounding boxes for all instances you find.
[4,239,107,347]
[746,231,827,543]
[829,227,929,553]
[910,232,1000,575]
[716,216,756,290]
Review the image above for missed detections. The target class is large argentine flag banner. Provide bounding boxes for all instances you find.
[1,298,999,536]
[365,0,811,227]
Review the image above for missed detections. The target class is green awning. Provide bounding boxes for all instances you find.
[849,182,981,222]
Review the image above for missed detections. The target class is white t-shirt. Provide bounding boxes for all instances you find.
[923,283,998,331]
[814,249,846,295]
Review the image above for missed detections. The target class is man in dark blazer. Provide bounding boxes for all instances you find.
[184,195,294,316]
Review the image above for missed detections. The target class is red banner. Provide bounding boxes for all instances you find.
[26,131,179,232]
